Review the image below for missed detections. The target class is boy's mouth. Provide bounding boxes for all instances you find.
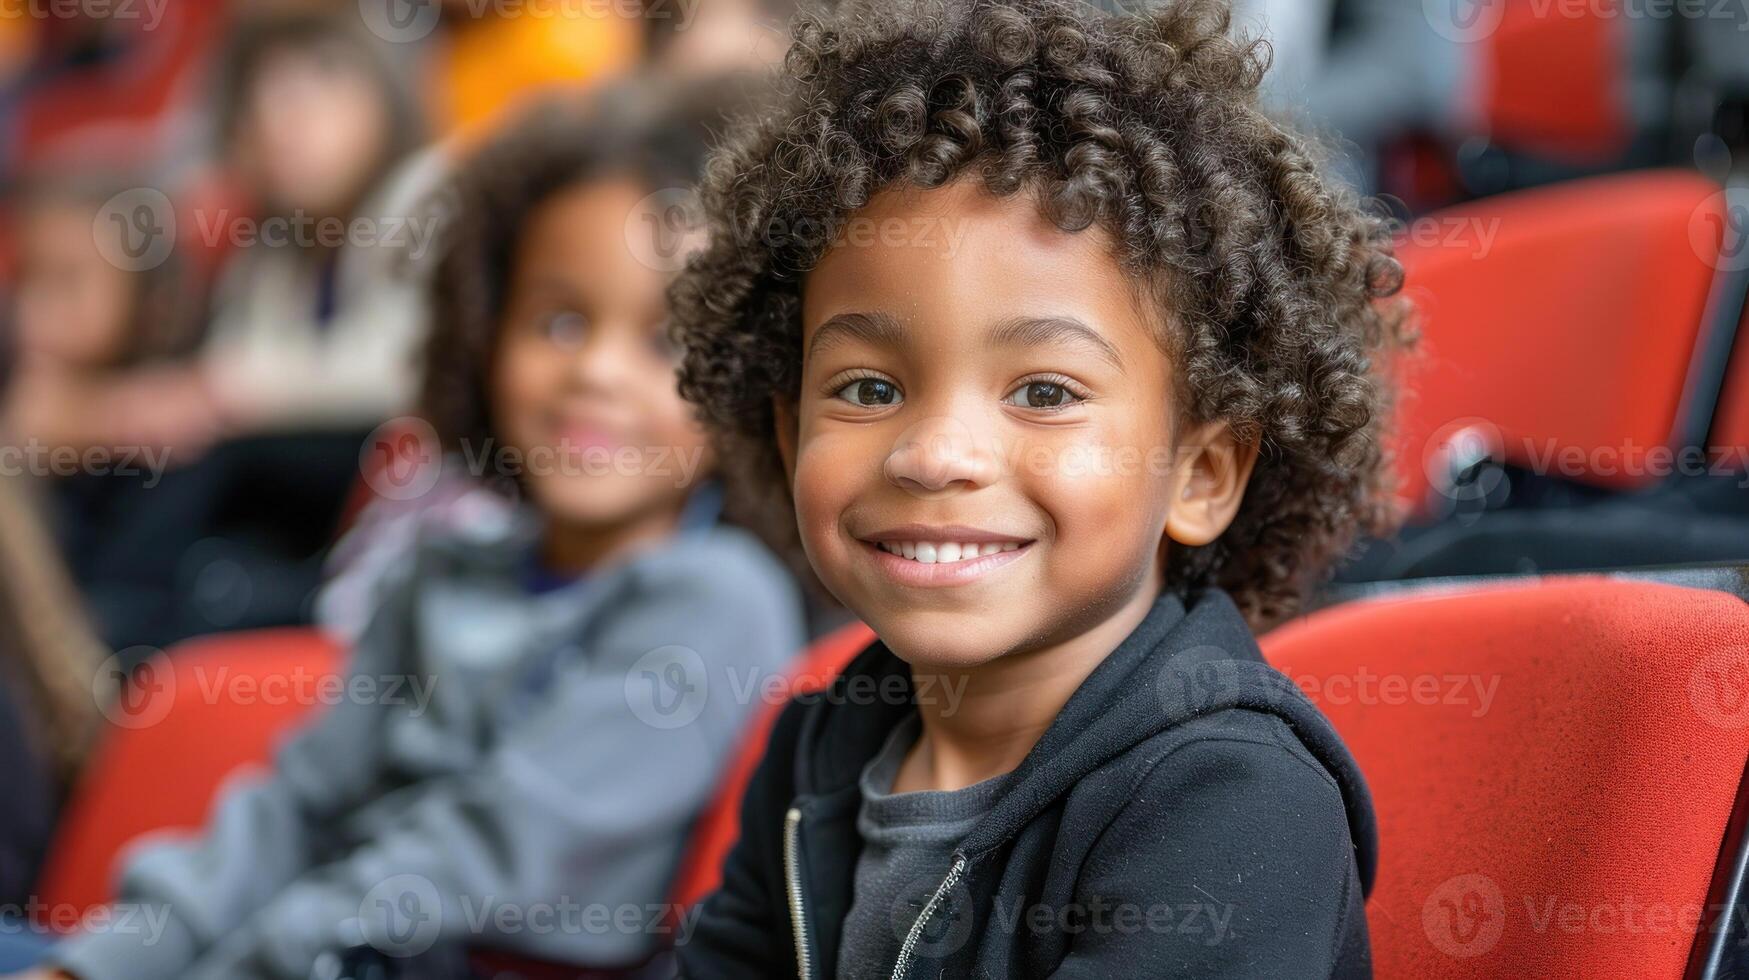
[855,525,1035,584]
[871,540,1021,564]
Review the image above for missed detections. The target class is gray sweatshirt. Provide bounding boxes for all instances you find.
[50,514,804,980]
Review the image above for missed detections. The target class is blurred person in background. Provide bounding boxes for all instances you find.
[0,472,103,918]
[7,77,805,980]
[0,173,228,654]
[1,174,208,458]
[0,163,367,655]
[642,0,793,80]
[199,8,436,436]
[0,10,451,654]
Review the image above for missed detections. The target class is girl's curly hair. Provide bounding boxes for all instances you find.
[421,77,728,457]
[670,0,1412,630]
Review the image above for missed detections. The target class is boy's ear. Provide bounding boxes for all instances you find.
[772,396,800,483]
[1165,421,1260,548]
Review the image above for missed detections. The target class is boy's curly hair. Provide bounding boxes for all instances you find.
[421,77,728,458]
[670,0,1411,629]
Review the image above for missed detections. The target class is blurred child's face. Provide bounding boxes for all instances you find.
[491,178,710,536]
[787,181,1251,669]
[655,0,787,78]
[238,44,390,218]
[14,202,137,368]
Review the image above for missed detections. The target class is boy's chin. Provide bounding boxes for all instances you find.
[863,611,1023,672]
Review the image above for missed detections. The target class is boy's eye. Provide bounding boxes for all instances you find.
[536,311,589,347]
[833,377,903,407]
[1005,380,1081,409]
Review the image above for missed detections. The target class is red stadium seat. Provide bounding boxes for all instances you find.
[1264,576,1749,978]
[34,629,342,921]
[1392,170,1727,512]
[667,620,876,910]
[1476,2,1628,162]
[14,4,229,171]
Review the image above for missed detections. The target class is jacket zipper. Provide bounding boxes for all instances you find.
[784,806,815,980]
[889,853,968,980]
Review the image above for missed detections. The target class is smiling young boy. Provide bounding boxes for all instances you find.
[669,0,1407,977]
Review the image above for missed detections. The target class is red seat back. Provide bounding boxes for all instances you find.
[1262,577,1749,977]
[1392,171,1725,511]
[667,621,875,910]
[1477,2,1628,161]
[35,629,342,921]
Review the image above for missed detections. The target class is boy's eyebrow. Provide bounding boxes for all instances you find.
[989,315,1125,372]
[806,311,906,362]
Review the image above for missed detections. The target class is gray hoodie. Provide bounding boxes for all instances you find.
[50,514,805,980]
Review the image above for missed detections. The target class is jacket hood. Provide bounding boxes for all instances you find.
[790,589,1379,896]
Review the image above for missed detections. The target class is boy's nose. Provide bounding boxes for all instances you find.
[883,414,998,496]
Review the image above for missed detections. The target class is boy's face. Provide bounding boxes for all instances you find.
[492,178,709,534]
[786,181,1253,668]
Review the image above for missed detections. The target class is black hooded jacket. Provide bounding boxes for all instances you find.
[677,590,1377,979]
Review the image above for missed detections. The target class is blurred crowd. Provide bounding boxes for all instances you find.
[0,0,1744,974]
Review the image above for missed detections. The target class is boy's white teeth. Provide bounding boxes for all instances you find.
[877,540,1022,563]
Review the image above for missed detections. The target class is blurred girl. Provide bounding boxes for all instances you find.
[25,79,805,980]
[200,9,437,434]
[2,174,207,456]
